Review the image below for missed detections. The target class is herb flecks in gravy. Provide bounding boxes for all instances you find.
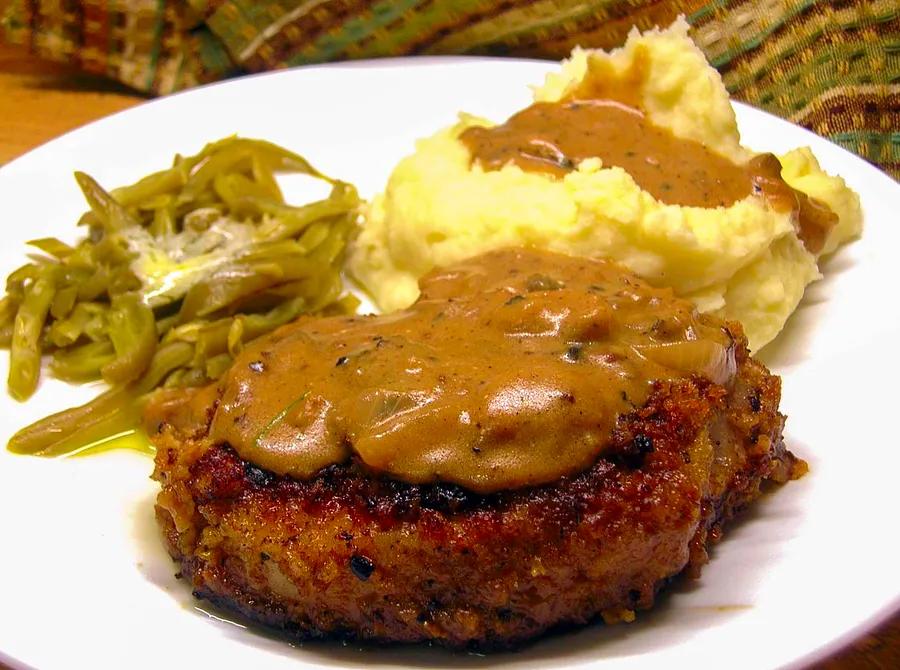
[203,248,737,493]
[462,100,751,208]
[460,50,836,252]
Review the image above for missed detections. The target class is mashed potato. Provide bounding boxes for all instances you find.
[350,18,861,351]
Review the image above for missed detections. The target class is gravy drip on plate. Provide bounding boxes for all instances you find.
[459,48,836,252]
[206,248,736,493]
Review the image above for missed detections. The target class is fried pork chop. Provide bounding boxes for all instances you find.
[148,248,804,649]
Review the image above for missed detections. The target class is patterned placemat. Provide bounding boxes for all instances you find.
[3,0,897,177]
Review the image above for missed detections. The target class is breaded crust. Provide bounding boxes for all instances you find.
[151,336,803,649]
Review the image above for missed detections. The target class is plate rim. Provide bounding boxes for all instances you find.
[2,54,896,187]
[0,56,898,670]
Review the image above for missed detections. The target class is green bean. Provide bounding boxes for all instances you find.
[110,166,185,208]
[329,293,361,315]
[254,189,359,241]
[107,266,142,295]
[101,294,157,385]
[50,285,78,320]
[180,146,254,204]
[0,324,11,347]
[251,154,283,201]
[245,220,337,261]
[160,368,188,388]
[8,268,56,400]
[62,245,95,272]
[91,232,136,267]
[165,322,225,365]
[195,137,330,181]
[163,366,207,389]
[0,295,17,330]
[246,139,330,178]
[77,266,111,301]
[227,317,244,357]
[213,172,276,214]
[314,218,354,265]
[294,273,342,314]
[177,261,281,322]
[135,341,195,393]
[76,211,97,229]
[134,194,175,212]
[6,263,38,293]
[28,238,74,259]
[170,294,309,364]
[50,340,114,382]
[205,353,233,380]
[241,239,307,260]
[181,367,210,387]
[150,204,176,238]
[295,220,334,253]
[155,313,180,337]
[7,387,144,456]
[240,295,313,339]
[74,172,139,232]
[59,266,91,287]
[4,136,360,456]
[46,302,107,347]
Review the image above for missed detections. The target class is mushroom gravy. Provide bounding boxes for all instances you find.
[459,53,836,253]
[171,248,739,492]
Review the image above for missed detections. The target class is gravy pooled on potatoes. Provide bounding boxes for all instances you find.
[461,74,836,252]
[351,20,862,351]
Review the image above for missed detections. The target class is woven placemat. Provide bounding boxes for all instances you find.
[3,0,897,177]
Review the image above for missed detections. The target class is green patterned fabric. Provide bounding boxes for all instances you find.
[3,0,897,176]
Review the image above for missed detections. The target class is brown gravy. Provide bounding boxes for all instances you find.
[462,100,751,208]
[746,153,838,255]
[202,248,736,493]
[459,82,836,252]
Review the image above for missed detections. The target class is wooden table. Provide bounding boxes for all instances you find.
[1,39,898,669]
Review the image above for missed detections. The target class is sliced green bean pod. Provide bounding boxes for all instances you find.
[74,172,140,232]
[8,268,56,400]
[101,294,157,385]
[28,238,75,259]
[50,340,115,382]
[7,388,145,457]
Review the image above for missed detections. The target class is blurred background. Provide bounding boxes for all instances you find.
[1,0,897,175]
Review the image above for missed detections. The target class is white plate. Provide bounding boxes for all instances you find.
[0,58,898,670]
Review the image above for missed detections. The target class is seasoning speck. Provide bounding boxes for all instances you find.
[505,294,525,306]
[749,393,761,412]
[564,344,583,362]
[632,434,654,455]
[249,360,265,373]
[335,356,349,367]
[350,554,375,581]
[245,463,274,487]
[526,274,564,292]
